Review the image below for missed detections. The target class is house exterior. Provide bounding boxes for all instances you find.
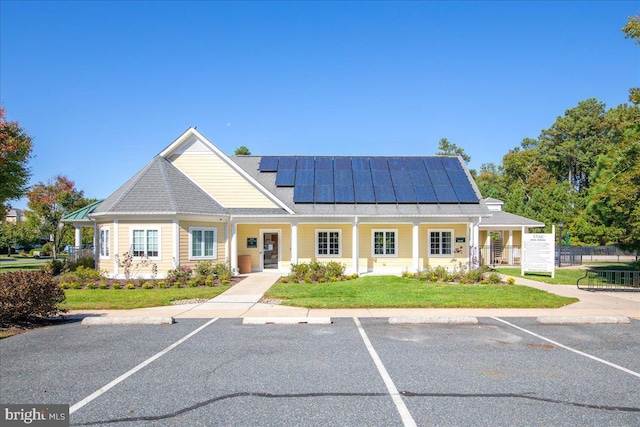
[64,128,543,278]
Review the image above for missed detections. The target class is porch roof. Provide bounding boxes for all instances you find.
[479,210,544,228]
[62,200,104,223]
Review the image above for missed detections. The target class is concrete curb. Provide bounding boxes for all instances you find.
[389,316,478,325]
[536,316,631,324]
[243,317,332,325]
[81,317,175,325]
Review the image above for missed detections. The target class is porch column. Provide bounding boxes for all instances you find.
[352,219,359,275]
[472,221,480,269]
[172,220,179,268]
[74,226,82,248]
[113,220,119,276]
[230,222,238,275]
[508,230,514,265]
[224,222,229,262]
[412,222,420,272]
[291,222,298,265]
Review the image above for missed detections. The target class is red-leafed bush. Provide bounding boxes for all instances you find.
[0,271,66,322]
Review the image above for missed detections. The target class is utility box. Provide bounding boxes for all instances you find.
[238,255,252,274]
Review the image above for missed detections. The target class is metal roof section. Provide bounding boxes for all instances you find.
[62,200,104,222]
[479,210,545,227]
[91,156,228,217]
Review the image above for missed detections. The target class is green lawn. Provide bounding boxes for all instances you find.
[61,286,230,310]
[264,276,577,309]
[0,257,49,273]
[495,263,638,285]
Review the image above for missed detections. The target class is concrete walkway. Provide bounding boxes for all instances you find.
[69,272,640,320]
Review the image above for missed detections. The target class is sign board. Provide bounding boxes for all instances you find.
[246,238,257,248]
[455,237,466,243]
[521,228,555,278]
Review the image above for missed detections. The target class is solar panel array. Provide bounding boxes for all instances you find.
[258,156,479,204]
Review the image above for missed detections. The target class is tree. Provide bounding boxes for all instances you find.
[622,16,640,104]
[234,146,251,155]
[435,138,471,163]
[0,220,39,256]
[27,175,84,259]
[0,108,33,218]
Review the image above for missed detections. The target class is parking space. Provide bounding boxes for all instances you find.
[1,318,639,426]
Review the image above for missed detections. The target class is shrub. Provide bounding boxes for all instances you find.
[487,272,502,284]
[507,277,516,285]
[167,265,193,285]
[213,262,233,282]
[85,283,96,290]
[195,260,214,278]
[98,283,109,289]
[125,283,135,290]
[71,282,83,289]
[187,279,199,288]
[60,282,71,289]
[0,271,66,321]
[41,242,53,256]
[141,282,154,289]
[112,283,121,290]
[66,256,95,271]
[156,281,168,289]
[44,259,66,276]
[287,261,345,282]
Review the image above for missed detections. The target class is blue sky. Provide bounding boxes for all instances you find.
[1,1,638,208]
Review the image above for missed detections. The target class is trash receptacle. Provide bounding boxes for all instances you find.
[238,255,251,274]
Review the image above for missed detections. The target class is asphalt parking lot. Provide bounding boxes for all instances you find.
[1,317,639,426]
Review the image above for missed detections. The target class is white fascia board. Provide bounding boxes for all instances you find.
[159,127,294,214]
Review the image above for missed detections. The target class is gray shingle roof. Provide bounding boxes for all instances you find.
[231,156,490,218]
[92,156,228,217]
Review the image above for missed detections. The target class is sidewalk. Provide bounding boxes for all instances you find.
[69,272,640,320]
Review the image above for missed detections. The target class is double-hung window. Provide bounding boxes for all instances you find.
[190,227,217,260]
[99,227,110,258]
[131,228,160,258]
[429,230,453,256]
[372,230,397,257]
[316,230,341,257]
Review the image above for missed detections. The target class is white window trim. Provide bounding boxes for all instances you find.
[189,227,218,260]
[429,229,454,257]
[315,229,342,257]
[371,229,398,257]
[129,227,162,260]
[99,226,110,259]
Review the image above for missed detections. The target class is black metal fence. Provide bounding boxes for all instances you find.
[479,245,522,266]
[577,270,640,291]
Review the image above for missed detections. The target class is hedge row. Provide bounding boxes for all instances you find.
[0,271,66,322]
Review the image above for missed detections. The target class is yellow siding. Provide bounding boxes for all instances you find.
[296,224,353,270]
[170,153,278,208]
[420,223,469,270]
[177,221,227,269]
[115,220,174,278]
[358,224,413,272]
[237,224,292,270]
[95,221,114,275]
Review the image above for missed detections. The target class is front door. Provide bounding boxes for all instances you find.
[262,232,279,269]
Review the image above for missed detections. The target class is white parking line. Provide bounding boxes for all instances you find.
[70,318,219,414]
[491,317,640,379]
[353,317,417,427]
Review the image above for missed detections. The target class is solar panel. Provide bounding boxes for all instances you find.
[293,185,314,203]
[351,157,370,170]
[259,156,278,172]
[453,185,479,203]
[275,170,296,187]
[296,157,314,171]
[353,170,373,186]
[389,158,412,186]
[315,157,333,170]
[446,170,470,186]
[334,185,355,203]
[372,170,392,186]
[296,170,314,185]
[374,185,396,203]
[424,157,444,170]
[405,158,425,170]
[354,185,376,203]
[427,169,451,186]
[395,185,417,203]
[334,170,352,185]
[434,184,459,203]
[314,185,334,203]
[278,157,296,170]
[409,169,430,185]
[315,170,333,185]
[414,185,438,203]
[335,157,351,170]
[370,157,389,171]
[441,156,463,171]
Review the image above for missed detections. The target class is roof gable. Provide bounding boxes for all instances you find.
[92,156,228,217]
